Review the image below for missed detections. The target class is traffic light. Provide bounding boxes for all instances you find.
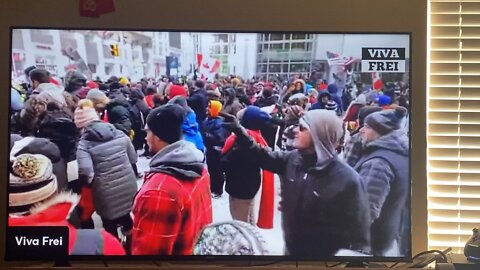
[110,44,119,56]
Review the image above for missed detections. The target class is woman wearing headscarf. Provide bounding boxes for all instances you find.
[221,109,371,257]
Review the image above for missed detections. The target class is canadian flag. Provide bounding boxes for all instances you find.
[372,72,383,90]
[196,53,221,81]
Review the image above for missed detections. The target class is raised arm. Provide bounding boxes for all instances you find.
[220,112,289,174]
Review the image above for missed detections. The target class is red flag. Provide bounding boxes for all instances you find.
[79,0,115,18]
[209,59,221,73]
[372,72,383,90]
[202,63,210,69]
[196,53,203,68]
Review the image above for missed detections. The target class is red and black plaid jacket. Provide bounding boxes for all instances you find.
[131,169,212,255]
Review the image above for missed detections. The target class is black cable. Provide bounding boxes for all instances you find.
[408,248,450,268]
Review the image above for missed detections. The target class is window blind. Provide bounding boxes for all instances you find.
[429,0,480,254]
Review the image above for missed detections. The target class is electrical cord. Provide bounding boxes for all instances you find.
[388,247,452,268]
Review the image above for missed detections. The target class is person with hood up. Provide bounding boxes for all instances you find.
[281,78,305,104]
[222,88,245,117]
[309,90,333,111]
[354,107,410,257]
[64,70,87,101]
[106,89,132,136]
[75,99,138,247]
[168,96,205,153]
[221,109,371,257]
[203,100,229,198]
[187,80,208,130]
[8,154,125,255]
[132,104,212,255]
[221,106,275,228]
[326,84,343,116]
[129,88,151,152]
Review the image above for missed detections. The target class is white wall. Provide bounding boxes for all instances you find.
[314,34,410,60]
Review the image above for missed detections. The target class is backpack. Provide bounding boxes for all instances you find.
[128,102,144,131]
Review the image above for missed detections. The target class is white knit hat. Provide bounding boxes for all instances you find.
[74,107,99,128]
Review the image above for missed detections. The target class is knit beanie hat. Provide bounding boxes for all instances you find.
[358,106,382,127]
[193,221,268,255]
[146,104,185,144]
[364,106,408,135]
[74,107,99,128]
[208,100,222,117]
[167,95,189,111]
[9,154,57,214]
[378,94,392,107]
[168,85,188,100]
[285,104,304,120]
[325,100,338,111]
[239,106,272,130]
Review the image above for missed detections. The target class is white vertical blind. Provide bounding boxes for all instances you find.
[429,0,480,254]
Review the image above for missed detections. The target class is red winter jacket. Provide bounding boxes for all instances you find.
[131,169,213,255]
[8,193,125,255]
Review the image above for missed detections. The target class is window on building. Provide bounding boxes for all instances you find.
[290,63,309,72]
[270,43,283,50]
[215,34,229,43]
[269,64,281,73]
[291,42,307,50]
[270,33,284,41]
[31,30,54,45]
[292,33,307,40]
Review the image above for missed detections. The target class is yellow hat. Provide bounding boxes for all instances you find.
[119,77,130,86]
[208,100,222,118]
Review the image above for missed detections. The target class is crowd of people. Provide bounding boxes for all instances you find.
[9,65,411,257]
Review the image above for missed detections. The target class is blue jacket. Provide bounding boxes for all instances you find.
[183,110,205,152]
[203,117,228,149]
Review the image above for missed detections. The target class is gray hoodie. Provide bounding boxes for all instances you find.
[149,140,205,181]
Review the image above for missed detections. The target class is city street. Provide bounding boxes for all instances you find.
[90,150,286,255]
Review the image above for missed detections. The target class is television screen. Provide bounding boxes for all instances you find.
[7,28,411,261]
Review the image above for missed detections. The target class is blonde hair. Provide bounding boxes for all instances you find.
[77,99,94,110]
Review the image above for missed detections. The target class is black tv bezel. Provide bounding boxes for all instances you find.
[6,26,413,263]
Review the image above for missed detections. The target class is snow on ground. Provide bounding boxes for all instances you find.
[92,151,286,255]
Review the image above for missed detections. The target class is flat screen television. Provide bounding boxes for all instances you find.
[7,28,411,263]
